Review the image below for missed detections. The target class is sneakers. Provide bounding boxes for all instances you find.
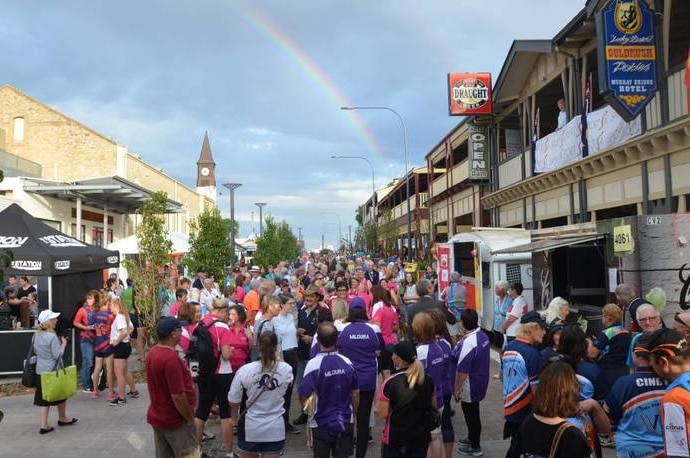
[91,390,100,399]
[82,388,92,394]
[599,434,615,448]
[109,398,126,406]
[107,391,118,402]
[127,390,140,398]
[457,437,470,446]
[293,413,308,425]
[286,424,301,435]
[202,431,215,441]
[457,444,483,456]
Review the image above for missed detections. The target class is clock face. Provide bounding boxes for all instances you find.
[200,167,210,177]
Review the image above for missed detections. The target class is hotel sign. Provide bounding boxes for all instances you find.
[596,0,657,121]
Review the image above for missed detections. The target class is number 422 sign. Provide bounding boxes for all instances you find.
[613,225,634,252]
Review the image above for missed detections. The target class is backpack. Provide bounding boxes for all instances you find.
[187,320,220,379]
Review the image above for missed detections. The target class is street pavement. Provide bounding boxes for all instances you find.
[0,358,615,457]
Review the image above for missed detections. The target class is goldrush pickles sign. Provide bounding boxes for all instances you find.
[596,0,657,121]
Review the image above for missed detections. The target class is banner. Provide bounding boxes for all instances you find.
[533,116,583,173]
[596,0,657,121]
[468,124,490,182]
[586,104,641,156]
[437,244,451,296]
[448,73,492,116]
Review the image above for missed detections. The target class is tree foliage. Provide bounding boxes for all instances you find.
[187,206,232,283]
[377,209,398,255]
[123,192,172,346]
[254,216,299,267]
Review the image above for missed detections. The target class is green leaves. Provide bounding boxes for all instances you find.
[122,192,172,346]
[187,206,233,284]
[254,216,299,268]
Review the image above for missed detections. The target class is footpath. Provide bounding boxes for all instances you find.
[0,360,614,457]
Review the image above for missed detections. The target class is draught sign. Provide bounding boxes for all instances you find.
[448,73,492,116]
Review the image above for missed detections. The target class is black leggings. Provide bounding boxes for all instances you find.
[356,389,374,458]
[282,348,299,424]
[461,401,481,449]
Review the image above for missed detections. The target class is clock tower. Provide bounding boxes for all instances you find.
[196,131,217,201]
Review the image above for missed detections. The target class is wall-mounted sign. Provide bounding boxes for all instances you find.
[448,73,492,116]
[613,224,634,252]
[468,124,490,182]
[596,0,657,121]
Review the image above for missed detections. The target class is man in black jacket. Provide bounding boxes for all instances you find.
[407,278,456,340]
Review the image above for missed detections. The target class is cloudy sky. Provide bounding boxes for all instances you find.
[2,0,584,250]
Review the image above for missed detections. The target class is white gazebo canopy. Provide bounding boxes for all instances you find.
[107,232,190,255]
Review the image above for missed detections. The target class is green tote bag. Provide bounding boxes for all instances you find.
[40,358,77,403]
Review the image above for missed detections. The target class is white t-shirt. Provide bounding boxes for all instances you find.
[505,295,528,337]
[228,361,294,442]
[110,314,133,345]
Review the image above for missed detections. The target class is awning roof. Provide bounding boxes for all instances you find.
[492,40,553,107]
[491,234,603,255]
[23,176,184,214]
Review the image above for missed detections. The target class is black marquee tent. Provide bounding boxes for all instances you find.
[0,203,120,374]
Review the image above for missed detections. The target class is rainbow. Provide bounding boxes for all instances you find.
[234,3,387,163]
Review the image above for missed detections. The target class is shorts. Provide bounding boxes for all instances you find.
[312,423,354,458]
[237,439,285,454]
[153,422,200,458]
[95,348,114,358]
[195,373,233,421]
[129,313,139,339]
[113,342,132,360]
[378,347,393,372]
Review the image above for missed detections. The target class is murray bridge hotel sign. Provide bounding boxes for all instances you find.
[596,0,658,121]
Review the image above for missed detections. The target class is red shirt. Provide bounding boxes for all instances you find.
[146,345,196,430]
[73,306,95,342]
[372,305,399,346]
[227,325,250,373]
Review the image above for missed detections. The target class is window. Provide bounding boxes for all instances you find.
[92,227,113,247]
[13,117,24,143]
[71,224,86,242]
[506,263,522,285]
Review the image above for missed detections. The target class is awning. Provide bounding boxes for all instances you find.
[23,176,184,214]
[491,234,604,255]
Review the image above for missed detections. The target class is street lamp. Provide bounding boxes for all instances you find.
[330,155,377,221]
[340,106,412,261]
[222,183,242,263]
[320,211,342,252]
[254,202,267,237]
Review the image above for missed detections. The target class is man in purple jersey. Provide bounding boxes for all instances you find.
[453,309,490,456]
[337,297,385,458]
[300,323,360,458]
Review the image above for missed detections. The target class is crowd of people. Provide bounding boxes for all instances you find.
[14,252,690,458]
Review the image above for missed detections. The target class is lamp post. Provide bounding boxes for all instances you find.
[340,106,412,261]
[254,202,267,238]
[330,155,377,221]
[320,211,342,252]
[223,183,242,263]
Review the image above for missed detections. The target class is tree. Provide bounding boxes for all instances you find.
[123,192,172,346]
[254,216,299,267]
[377,209,398,256]
[187,206,232,283]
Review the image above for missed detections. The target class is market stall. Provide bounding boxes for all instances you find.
[0,203,119,375]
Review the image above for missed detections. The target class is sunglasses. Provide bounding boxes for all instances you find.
[675,312,690,328]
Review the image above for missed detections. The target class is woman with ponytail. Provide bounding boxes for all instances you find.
[376,340,436,458]
[228,331,293,458]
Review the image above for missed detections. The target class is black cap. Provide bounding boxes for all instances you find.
[393,341,417,363]
[156,317,182,339]
[645,328,690,358]
[520,311,548,328]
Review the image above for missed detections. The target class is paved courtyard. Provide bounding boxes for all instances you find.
[0,359,614,457]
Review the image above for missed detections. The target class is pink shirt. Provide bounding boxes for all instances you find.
[179,323,197,352]
[201,314,233,374]
[227,325,250,373]
[372,304,399,345]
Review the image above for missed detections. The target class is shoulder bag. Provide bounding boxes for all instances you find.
[548,421,575,458]
[40,348,77,402]
[21,335,37,388]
